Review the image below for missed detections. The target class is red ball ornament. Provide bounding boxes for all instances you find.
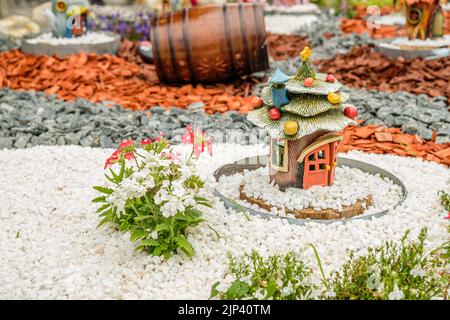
[325,74,335,83]
[303,77,314,87]
[269,107,281,120]
[344,106,358,119]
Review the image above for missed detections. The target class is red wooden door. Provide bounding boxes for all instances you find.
[303,144,330,189]
[328,141,338,185]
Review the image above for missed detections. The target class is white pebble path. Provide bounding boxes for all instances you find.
[0,144,448,299]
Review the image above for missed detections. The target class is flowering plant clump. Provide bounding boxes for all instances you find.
[210,251,317,300]
[92,134,212,259]
[439,190,450,220]
[211,229,449,300]
[325,229,449,300]
[89,11,152,41]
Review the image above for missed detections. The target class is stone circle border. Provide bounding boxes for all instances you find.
[213,155,407,225]
[20,32,121,58]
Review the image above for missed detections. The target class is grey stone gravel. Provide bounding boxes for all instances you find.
[0,34,20,52]
[0,88,268,149]
[299,11,376,61]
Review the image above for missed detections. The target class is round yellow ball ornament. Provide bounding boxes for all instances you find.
[284,121,298,135]
[327,92,340,104]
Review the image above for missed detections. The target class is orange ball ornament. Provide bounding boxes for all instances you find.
[327,92,340,104]
[303,77,314,87]
[284,121,298,135]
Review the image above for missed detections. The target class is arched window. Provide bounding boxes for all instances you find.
[270,138,289,172]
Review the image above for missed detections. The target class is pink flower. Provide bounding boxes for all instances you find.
[104,149,120,169]
[124,152,135,160]
[445,211,450,220]
[193,142,204,157]
[119,139,134,149]
[206,138,213,156]
[181,125,194,144]
[141,138,152,146]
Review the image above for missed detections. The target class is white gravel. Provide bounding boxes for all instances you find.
[380,35,450,49]
[217,165,402,215]
[25,32,115,45]
[0,144,448,299]
[264,14,319,34]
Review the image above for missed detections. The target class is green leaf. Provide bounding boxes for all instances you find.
[226,281,249,300]
[96,203,110,213]
[210,281,220,298]
[176,235,194,257]
[130,229,145,242]
[155,223,170,232]
[97,215,111,228]
[118,161,126,182]
[140,239,160,247]
[134,215,155,222]
[109,167,119,182]
[92,196,106,203]
[104,173,116,184]
[93,186,114,195]
[266,279,277,298]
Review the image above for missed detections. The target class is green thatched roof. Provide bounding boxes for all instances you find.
[261,87,350,117]
[285,73,342,95]
[247,105,356,140]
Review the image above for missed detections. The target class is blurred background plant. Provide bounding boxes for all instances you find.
[89,10,152,41]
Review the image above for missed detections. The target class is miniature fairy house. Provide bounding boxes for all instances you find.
[247,47,358,190]
[45,0,89,38]
[394,0,445,40]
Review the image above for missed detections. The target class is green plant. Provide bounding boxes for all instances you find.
[211,229,449,300]
[92,135,212,259]
[326,229,449,300]
[210,251,317,300]
[439,190,450,212]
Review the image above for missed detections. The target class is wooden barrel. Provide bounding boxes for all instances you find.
[150,3,269,84]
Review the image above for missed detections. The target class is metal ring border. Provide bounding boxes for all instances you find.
[213,155,408,225]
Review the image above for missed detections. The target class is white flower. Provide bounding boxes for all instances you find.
[162,180,170,188]
[154,189,169,205]
[388,284,404,300]
[239,275,252,286]
[323,290,336,298]
[161,197,185,217]
[254,288,266,300]
[410,267,426,278]
[150,231,158,239]
[105,177,147,215]
[183,196,196,207]
[281,281,294,297]
[367,273,380,290]
[276,279,283,287]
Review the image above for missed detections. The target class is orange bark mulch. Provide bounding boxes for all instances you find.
[316,45,450,103]
[339,124,450,166]
[0,49,262,114]
[266,33,310,61]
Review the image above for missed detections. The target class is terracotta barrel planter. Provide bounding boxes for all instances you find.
[150,3,269,84]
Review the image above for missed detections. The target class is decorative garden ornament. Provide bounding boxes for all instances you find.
[45,0,89,38]
[394,0,445,40]
[270,68,290,109]
[247,47,358,190]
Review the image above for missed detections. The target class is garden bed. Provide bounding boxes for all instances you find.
[0,144,448,299]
